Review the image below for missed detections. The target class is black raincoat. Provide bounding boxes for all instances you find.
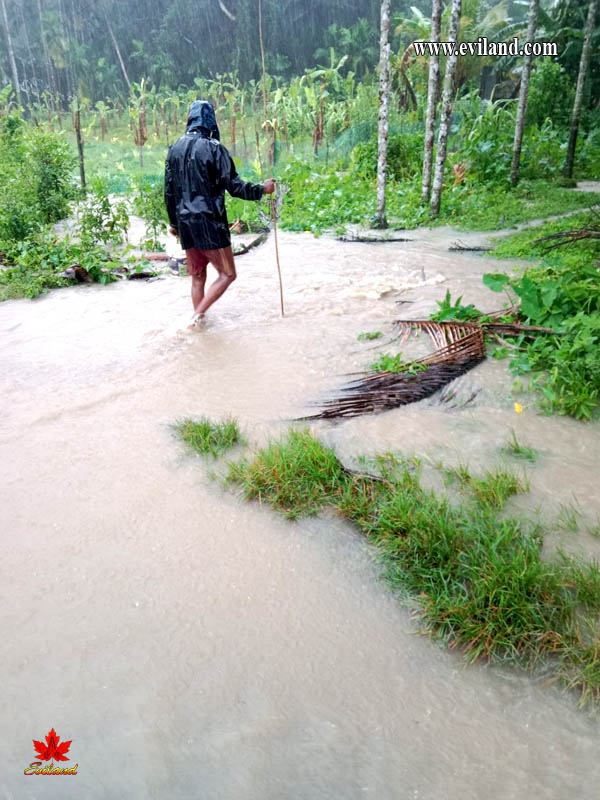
[164,100,264,251]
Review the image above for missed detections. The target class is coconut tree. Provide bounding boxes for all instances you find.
[421,0,443,203]
[430,0,462,217]
[510,0,540,187]
[374,0,391,229]
[0,0,21,107]
[564,0,599,178]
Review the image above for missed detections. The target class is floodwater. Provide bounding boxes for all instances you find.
[1,227,600,799]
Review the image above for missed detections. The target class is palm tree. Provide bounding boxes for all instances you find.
[0,0,21,107]
[430,0,463,217]
[421,0,443,203]
[564,0,599,178]
[510,0,540,187]
[374,0,391,229]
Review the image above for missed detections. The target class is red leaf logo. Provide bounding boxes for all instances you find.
[32,728,71,761]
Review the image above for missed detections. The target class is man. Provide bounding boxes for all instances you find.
[164,100,275,327]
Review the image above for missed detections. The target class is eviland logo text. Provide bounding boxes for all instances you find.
[24,728,78,775]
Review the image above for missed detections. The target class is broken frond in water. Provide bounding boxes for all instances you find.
[306,317,558,420]
[305,322,486,420]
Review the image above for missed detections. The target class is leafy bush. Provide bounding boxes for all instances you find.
[486,217,600,419]
[27,127,78,223]
[76,177,130,247]
[0,113,76,243]
[520,120,565,180]
[133,176,168,250]
[527,59,573,129]
[0,231,118,301]
[350,131,424,181]
[453,94,514,183]
[578,126,600,179]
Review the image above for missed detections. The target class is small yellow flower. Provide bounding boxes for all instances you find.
[514,402,523,414]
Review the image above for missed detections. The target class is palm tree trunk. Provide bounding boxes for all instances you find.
[0,0,21,105]
[564,0,598,178]
[510,0,540,187]
[421,0,443,203]
[36,0,56,97]
[430,0,462,217]
[104,9,131,92]
[73,98,86,191]
[374,0,391,229]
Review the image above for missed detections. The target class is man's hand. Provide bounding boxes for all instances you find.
[263,179,276,195]
[169,226,179,238]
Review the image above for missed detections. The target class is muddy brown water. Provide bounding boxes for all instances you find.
[1,228,600,799]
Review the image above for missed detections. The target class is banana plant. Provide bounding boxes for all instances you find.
[129,78,148,168]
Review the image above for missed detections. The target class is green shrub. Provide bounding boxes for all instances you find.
[27,127,77,223]
[133,176,168,250]
[350,132,423,181]
[526,59,573,129]
[0,113,76,243]
[76,177,129,247]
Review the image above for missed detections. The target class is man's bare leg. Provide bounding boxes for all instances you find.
[194,247,237,315]
[191,270,207,313]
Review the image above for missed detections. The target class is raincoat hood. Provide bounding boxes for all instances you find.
[186,100,220,140]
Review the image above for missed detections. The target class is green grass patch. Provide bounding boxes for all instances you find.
[226,428,347,519]
[492,211,600,266]
[177,417,243,458]
[225,429,600,705]
[470,468,528,509]
[358,331,383,341]
[502,430,538,463]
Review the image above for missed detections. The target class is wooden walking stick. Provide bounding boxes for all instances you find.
[258,0,285,317]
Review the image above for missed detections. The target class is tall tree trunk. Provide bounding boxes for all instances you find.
[36,0,55,97]
[430,0,462,217]
[510,0,540,187]
[105,11,131,92]
[0,0,21,105]
[564,0,598,178]
[374,0,391,229]
[74,98,86,191]
[421,0,443,203]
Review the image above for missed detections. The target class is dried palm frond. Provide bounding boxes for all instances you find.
[304,323,486,420]
[304,317,557,421]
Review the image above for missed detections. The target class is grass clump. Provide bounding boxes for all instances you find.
[470,468,528,509]
[226,428,347,519]
[177,417,243,458]
[225,429,600,704]
[358,331,383,341]
[557,502,582,533]
[502,430,538,463]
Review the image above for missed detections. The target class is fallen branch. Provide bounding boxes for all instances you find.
[232,230,269,256]
[449,240,492,252]
[337,233,413,243]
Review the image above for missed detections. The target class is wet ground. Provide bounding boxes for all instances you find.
[1,224,600,799]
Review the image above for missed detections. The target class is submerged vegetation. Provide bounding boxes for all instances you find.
[221,427,600,705]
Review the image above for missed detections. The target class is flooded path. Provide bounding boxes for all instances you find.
[1,228,599,798]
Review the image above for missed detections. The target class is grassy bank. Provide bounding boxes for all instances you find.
[217,427,600,706]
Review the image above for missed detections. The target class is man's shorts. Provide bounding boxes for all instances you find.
[186,246,235,278]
